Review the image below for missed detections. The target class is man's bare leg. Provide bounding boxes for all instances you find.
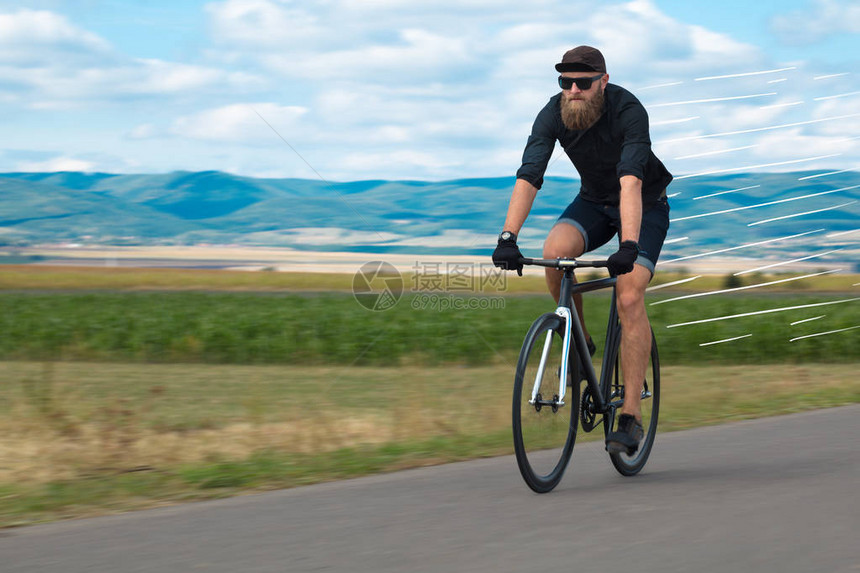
[542,223,590,339]
[614,264,652,422]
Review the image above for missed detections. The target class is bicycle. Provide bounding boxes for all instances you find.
[511,256,660,493]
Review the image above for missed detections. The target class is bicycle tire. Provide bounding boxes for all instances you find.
[603,326,660,476]
[512,312,580,493]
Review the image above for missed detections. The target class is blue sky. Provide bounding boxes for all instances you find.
[0,0,858,180]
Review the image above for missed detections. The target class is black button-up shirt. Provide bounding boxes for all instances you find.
[516,83,672,206]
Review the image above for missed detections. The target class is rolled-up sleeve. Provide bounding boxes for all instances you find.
[616,101,651,181]
[515,105,556,190]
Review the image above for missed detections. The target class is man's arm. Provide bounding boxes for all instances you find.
[502,178,539,235]
[618,175,642,243]
[604,174,643,276]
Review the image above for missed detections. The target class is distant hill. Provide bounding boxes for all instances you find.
[0,170,857,264]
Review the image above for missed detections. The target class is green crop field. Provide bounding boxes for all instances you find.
[0,290,857,366]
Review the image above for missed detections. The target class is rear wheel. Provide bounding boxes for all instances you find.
[512,313,580,493]
[603,326,660,476]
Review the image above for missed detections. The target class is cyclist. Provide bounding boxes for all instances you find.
[492,46,672,455]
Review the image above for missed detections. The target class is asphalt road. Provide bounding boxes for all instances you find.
[3,405,858,573]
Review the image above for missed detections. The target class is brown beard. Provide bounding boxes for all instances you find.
[560,88,605,131]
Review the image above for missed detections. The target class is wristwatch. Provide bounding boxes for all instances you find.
[499,231,517,243]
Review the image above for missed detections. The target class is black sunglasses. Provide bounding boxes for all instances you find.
[558,74,604,91]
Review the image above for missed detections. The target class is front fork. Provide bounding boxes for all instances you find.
[529,307,573,408]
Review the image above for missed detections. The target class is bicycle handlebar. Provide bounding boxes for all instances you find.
[518,257,610,270]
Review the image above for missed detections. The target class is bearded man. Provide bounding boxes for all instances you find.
[492,45,672,454]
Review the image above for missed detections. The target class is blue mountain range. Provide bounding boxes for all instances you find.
[0,170,857,266]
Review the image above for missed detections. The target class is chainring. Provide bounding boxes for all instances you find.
[580,385,599,432]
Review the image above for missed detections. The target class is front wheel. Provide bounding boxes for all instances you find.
[512,313,579,493]
[604,327,660,476]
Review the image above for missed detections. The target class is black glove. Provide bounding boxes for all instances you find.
[492,232,523,276]
[606,240,640,276]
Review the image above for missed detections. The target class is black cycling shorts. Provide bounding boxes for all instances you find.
[555,195,670,275]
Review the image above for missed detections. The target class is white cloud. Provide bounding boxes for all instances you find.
[750,129,854,162]
[0,8,265,107]
[772,0,860,43]
[810,97,860,136]
[170,103,308,142]
[314,86,505,139]
[259,28,477,82]
[206,0,325,49]
[131,60,223,93]
[17,156,97,172]
[0,61,260,107]
[127,124,159,140]
[0,9,112,65]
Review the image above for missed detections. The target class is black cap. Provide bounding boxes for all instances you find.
[555,46,606,74]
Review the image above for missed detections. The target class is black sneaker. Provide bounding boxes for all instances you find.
[606,414,644,455]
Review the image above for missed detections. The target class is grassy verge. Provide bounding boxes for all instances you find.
[1,361,857,527]
[0,265,359,292]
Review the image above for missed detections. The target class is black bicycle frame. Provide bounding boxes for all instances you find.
[557,266,619,416]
